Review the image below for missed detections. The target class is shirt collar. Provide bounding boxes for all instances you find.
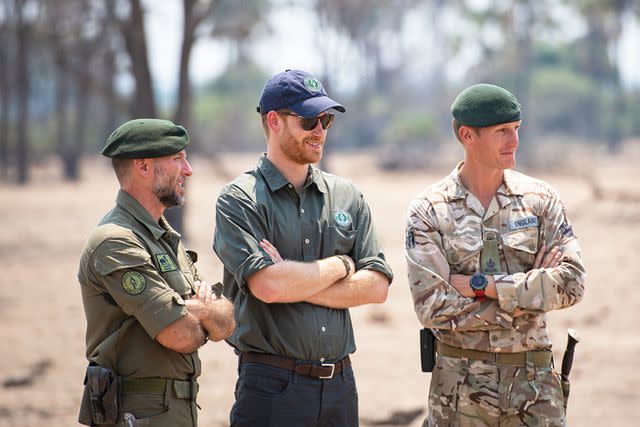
[257,154,327,194]
[445,162,523,200]
[116,190,168,240]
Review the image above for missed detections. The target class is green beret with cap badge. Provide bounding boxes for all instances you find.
[451,84,521,127]
[101,118,189,159]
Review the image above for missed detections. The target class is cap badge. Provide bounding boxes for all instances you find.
[304,76,321,92]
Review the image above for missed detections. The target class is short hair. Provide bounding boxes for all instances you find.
[261,108,293,136]
[452,118,480,144]
[111,158,133,185]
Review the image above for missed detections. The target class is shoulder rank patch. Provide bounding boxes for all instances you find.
[156,253,178,273]
[121,271,146,295]
[334,209,352,228]
[508,216,539,230]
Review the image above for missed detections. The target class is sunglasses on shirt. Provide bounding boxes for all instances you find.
[282,112,335,131]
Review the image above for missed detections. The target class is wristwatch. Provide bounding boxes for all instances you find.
[469,273,488,302]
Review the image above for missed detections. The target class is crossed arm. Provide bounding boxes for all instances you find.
[156,282,236,353]
[248,239,389,309]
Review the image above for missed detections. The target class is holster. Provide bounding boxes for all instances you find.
[78,365,120,425]
[420,328,436,372]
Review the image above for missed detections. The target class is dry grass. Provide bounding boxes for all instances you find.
[1,149,639,426]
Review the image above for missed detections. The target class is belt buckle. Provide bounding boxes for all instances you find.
[319,363,335,379]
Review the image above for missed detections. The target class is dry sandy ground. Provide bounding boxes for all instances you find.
[1,150,639,426]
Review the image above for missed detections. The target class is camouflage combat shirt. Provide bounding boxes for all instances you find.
[214,154,393,362]
[78,190,201,379]
[405,163,586,352]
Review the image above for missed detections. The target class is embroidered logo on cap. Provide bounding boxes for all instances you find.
[121,271,146,295]
[334,209,352,228]
[304,76,321,92]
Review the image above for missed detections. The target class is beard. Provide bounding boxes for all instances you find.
[280,125,324,165]
[152,166,185,208]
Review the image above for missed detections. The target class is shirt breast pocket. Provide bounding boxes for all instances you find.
[441,234,482,273]
[324,225,357,257]
[502,229,538,269]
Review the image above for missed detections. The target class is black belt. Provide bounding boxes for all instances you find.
[240,352,351,379]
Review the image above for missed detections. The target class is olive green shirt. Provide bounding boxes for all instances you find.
[78,190,201,379]
[214,154,393,362]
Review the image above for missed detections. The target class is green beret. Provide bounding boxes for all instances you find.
[101,118,189,159]
[451,84,521,127]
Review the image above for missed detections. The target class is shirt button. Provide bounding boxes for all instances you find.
[288,184,293,188]
[495,347,502,352]
[321,326,326,332]
[300,208,305,214]
[320,357,325,362]
[305,238,310,244]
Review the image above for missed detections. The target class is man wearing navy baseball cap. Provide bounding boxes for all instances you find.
[214,69,393,426]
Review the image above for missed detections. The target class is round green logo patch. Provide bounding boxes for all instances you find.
[121,271,146,295]
[334,209,352,228]
[304,76,321,92]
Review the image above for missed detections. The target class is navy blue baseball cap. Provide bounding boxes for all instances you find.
[257,69,346,117]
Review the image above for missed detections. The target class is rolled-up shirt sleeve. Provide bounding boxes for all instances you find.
[495,188,586,313]
[213,186,274,294]
[352,192,393,283]
[91,237,187,339]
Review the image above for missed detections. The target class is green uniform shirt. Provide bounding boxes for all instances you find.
[214,154,393,362]
[78,190,201,379]
[406,163,586,352]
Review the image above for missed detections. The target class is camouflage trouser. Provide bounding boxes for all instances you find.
[424,355,566,427]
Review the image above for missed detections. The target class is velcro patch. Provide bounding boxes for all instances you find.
[508,216,538,230]
[156,253,178,273]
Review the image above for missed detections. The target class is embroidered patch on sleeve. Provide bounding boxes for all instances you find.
[121,271,146,295]
[156,253,178,273]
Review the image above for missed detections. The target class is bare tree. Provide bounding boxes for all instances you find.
[15,0,30,184]
[0,0,12,181]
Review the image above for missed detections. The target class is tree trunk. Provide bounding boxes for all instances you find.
[0,19,10,181]
[121,0,157,117]
[101,0,119,149]
[15,0,29,185]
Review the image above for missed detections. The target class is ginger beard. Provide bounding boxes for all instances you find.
[279,119,325,165]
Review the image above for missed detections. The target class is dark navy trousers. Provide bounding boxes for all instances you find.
[230,361,359,427]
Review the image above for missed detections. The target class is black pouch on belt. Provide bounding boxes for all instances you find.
[420,328,436,372]
[78,365,119,425]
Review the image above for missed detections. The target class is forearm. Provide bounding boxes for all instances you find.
[408,257,512,331]
[305,269,389,309]
[248,256,348,303]
[196,297,236,341]
[156,308,207,354]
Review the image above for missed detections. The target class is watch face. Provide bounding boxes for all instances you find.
[470,273,488,290]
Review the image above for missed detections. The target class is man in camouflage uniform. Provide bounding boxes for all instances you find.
[405,84,586,426]
[78,119,235,426]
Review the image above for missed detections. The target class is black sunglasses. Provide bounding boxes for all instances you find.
[282,113,335,131]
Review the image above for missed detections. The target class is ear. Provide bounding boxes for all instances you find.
[266,111,283,134]
[132,158,152,177]
[458,125,475,146]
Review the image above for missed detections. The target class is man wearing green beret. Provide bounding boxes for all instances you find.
[405,84,586,426]
[77,119,235,426]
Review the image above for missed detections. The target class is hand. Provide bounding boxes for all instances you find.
[192,280,213,304]
[260,239,283,262]
[532,243,562,269]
